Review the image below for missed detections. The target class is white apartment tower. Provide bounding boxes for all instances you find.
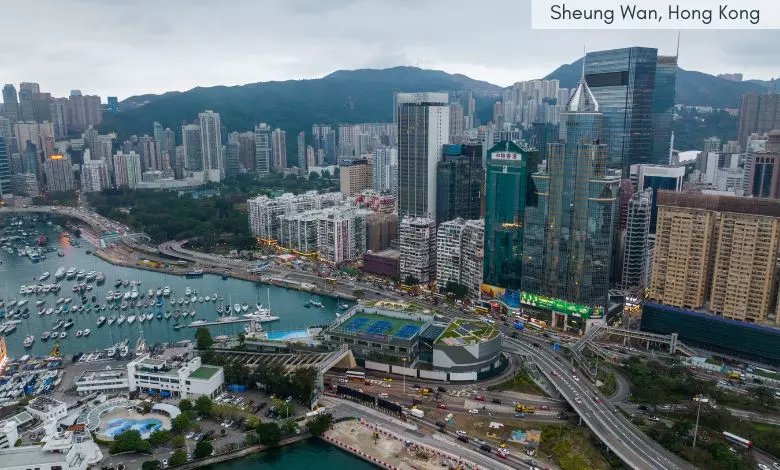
[198,110,222,181]
[254,123,272,175]
[436,218,484,300]
[399,216,437,284]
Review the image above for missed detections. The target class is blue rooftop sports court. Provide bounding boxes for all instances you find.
[340,312,424,339]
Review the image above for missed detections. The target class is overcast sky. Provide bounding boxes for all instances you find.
[2,0,778,99]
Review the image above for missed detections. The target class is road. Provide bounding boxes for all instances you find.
[504,337,693,470]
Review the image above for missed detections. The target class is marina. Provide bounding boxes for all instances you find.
[0,216,350,358]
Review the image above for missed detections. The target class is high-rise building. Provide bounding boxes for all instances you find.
[153,121,164,144]
[339,159,372,197]
[522,79,620,311]
[338,124,357,157]
[10,172,39,197]
[14,121,54,159]
[629,164,686,232]
[107,96,119,112]
[254,123,271,175]
[652,55,678,163]
[112,151,142,189]
[17,88,34,122]
[316,206,370,264]
[43,154,75,191]
[482,141,537,291]
[372,146,398,197]
[271,128,287,170]
[0,136,9,196]
[2,85,19,123]
[529,122,558,164]
[436,144,483,225]
[296,131,305,171]
[67,92,102,132]
[649,191,780,323]
[738,93,780,149]
[138,135,161,171]
[181,124,202,171]
[585,47,659,170]
[436,218,484,300]
[50,98,68,139]
[248,191,343,240]
[225,132,241,178]
[399,217,436,284]
[198,110,222,181]
[397,92,450,221]
[746,130,780,198]
[31,92,53,123]
[237,131,255,172]
[81,159,109,192]
[620,188,653,293]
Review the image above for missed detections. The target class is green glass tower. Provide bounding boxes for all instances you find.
[483,141,538,291]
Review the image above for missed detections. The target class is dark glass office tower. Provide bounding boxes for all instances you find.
[436,144,483,225]
[0,136,10,196]
[652,56,678,164]
[585,47,658,171]
[522,80,620,309]
[483,141,537,291]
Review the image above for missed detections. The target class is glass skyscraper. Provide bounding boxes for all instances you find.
[585,47,659,171]
[652,56,678,164]
[436,144,483,225]
[0,136,12,196]
[522,80,620,309]
[483,141,537,291]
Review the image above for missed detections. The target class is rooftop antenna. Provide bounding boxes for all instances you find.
[581,45,587,80]
[675,31,681,58]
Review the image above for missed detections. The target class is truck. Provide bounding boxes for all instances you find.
[421,388,431,396]
[515,404,536,414]
[409,408,425,419]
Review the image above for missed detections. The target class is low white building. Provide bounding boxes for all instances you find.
[0,420,18,449]
[74,369,129,396]
[0,420,103,470]
[25,396,67,423]
[127,354,224,399]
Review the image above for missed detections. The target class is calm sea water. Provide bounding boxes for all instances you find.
[205,440,376,470]
[0,219,346,358]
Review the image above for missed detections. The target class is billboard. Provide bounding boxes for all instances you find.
[520,292,603,319]
[481,284,521,309]
[491,151,522,161]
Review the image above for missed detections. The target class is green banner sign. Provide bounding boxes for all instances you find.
[520,292,603,319]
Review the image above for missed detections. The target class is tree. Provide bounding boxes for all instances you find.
[110,430,151,455]
[193,441,214,459]
[169,450,187,467]
[171,413,191,434]
[272,398,294,419]
[255,422,281,445]
[141,460,162,470]
[195,327,213,350]
[171,435,185,449]
[308,171,320,181]
[443,281,468,299]
[195,395,213,416]
[281,419,298,436]
[178,399,193,412]
[147,429,171,447]
[289,367,318,403]
[307,413,333,437]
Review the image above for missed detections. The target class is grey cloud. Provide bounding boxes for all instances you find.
[0,0,776,99]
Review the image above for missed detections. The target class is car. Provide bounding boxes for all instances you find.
[456,430,467,437]
[338,378,347,384]
[572,375,579,381]
[637,405,649,411]
[378,393,389,399]
[474,394,485,401]
[648,416,660,422]
[594,396,601,403]
[411,384,420,389]
[468,408,480,414]
[383,377,392,382]
[162,459,168,468]
[551,370,558,377]
[437,386,447,392]
[185,431,195,439]
[437,403,447,409]
[773,463,780,470]
[539,405,550,411]
[575,397,582,404]
[435,421,446,428]
[480,444,492,452]
[457,435,469,443]
[491,398,503,404]
[758,465,770,470]
[382,382,391,388]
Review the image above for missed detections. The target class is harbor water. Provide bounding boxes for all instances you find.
[0,218,348,358]
[205,440,376,469]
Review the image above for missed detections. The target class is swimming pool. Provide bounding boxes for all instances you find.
[266,329,310,341]
[103,417,163,439]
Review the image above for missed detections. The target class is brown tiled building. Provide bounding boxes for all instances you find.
[649,191,780,323]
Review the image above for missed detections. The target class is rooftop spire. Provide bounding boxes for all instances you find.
[566,79,599,113]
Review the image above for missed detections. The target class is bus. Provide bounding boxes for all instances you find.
[722,431,752,449]
[325,278,337,285]
[345,370,366,382]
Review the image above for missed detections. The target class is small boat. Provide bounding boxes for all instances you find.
[191,320,208,326]
[36,299,46,307]
[127,314,136,325]
[191,296,197,303]
[147,288,154,298]
[119,341,129,358]
[96,272,105,284]
[164,311,172,320]
[60,331,67,339]
[41,331,50,341]
[17,299,28,307]
[57,250,64,257]
[173,310,180,319]
[198,297,204,303]
[63,319,74,329]
[76,270,86,280]
[215,335,229,342]
[23,335,34,348]
[156,313,163,320]
[178,297,184,304]
[39,272,51,281]
[76,330,83,337]
[339,304,350,310]
[66,267,76,279]
[234,303,241,313]
[163,287,171,296]
[83,328,90,336]
[117,315,126,325]
[85,271,97,282]
[173,323,185,330]
[54,267,66,280]
[241,303,249,312]
[97,316,106,327]
[184,269,204,278]
[108,316,116,325]
[114,279,123,288]
[185,287,191,296]
[156,288,163,297]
